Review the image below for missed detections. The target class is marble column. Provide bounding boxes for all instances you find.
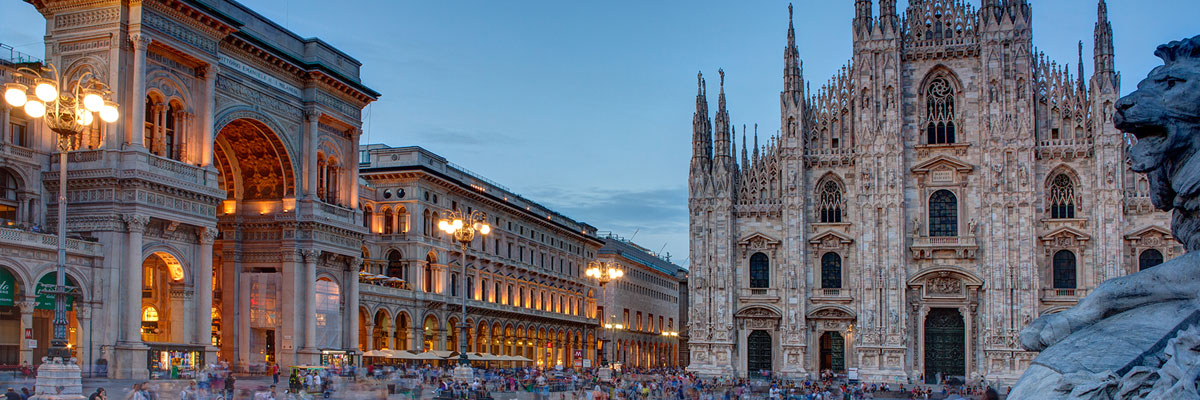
[304,111,320,199]
[385,325,395,350]
[128,34,151,149]
[196,228,216,347]
[168,285,187,343]
[364,323,374,351]
[300,250,319,361]
[236,267,250,369]
[123,215,147,343]
[346,258,360,353]
[76,305,91,373]
[347,129,360,209]
[199,65,217,167]
[18,300,33,365]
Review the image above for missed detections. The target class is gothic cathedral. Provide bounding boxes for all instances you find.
[686,0,1173,383]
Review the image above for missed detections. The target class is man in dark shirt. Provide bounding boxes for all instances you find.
[5,388,22,400]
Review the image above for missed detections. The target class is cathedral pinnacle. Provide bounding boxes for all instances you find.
[1077,41,1087,94]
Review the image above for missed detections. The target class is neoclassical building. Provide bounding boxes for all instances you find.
[595,234,686,369]
[0,0,376,379]
[686,0,1174,383]
[355,145,603,370]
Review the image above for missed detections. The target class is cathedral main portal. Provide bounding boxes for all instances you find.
[924,308,965,384]
[747,330,772,376]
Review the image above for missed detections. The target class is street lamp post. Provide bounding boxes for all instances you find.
[437,210,490,382]
[585,261,623,382]
[6,64,119,399]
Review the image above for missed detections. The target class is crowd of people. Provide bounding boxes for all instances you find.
[12,361,1006,399]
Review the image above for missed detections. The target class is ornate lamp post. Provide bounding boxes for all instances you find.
[5,64,119,398]
[586,261,623,382]
[437,210,490,381]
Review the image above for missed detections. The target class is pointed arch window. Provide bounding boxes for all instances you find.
[925,77,957,144]
[821,252,842,289]
[818,180,844,223]
[928,190,958,237]
[749,252,769,289]
[1049,174,1077,219]
[1139,249,1163,271]
[1053,250,1077,289]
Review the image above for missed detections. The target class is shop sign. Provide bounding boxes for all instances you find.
[35,273,76,311]
[0,269,14,306]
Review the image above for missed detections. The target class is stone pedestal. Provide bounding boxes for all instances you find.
[1010,301,1200,399]
[111,343,149,380]
[30,357,85,400]
[452,364,474,382]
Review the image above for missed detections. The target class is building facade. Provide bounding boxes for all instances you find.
[0,0,376,379]
[595,234,685,369]
[686,0,1174,383]
[356,145,602,370]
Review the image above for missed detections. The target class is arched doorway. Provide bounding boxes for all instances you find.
[746,330,772,377]
[819,331,845,372]
[924,308,965,384]
[31,271,81,365]
[423,315,439,351]
[0,266,25,365]
[140,252,185,343]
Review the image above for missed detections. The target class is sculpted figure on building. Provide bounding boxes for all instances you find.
[687,0,1174,383]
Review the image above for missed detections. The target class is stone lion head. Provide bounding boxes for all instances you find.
[1117,34,1200,250]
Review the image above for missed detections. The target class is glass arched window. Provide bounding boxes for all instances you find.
[450,273,458,297]
[1053,250,1077,289]
[928,190,958,237]
[382,208,394,234]
[364,207,374,230]
[1139,249,1164,271]
[386,250,405,280]
[749,252,769,289]
[925,77,956,144]
[821,252,842,289]
[818,180,844,223]
[1049,174,1077,219]
[0,169,19,223]
[164,102,178,160]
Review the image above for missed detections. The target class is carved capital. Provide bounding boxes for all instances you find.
[300,249,321,263]
[18,300,36,314]
[304,109,321,122]
[349,257,363,269]
[198,227,218,245]
[129,33,152,51]
[75,305,91,319]
[123,215,149,233]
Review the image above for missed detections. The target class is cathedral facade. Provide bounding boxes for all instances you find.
[686,0,1174,384]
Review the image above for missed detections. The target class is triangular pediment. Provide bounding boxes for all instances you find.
[737,232,781,247]
[1040,226,1091,242]
[808,230,854,245]
[910,155,974,173]
[1124,225,1172,240]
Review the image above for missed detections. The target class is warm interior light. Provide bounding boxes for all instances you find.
[604,323,612,329]
[34,81,57,103]
[24,100,45,118]
[83,92,104,112]
[99,102,119,123]
[4,84,27,107]
[480,224,490,235]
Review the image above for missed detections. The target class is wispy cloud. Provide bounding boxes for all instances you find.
[415,126,525,147]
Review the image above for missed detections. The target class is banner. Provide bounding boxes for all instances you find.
[0,269,14,307]
[35,272,77,311]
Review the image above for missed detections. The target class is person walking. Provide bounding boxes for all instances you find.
[87,388,106,400]
[271,363,280,385]
[223,372,236,399]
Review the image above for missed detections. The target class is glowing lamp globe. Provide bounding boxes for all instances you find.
[438,220,449,231]
[77,109,93,125]
[83,92,105,112]
[4,85,26,107]
[34,81,57,103]
[452,219,463,229]
[99,102,119,123]
[480,224,490,235]
[24,100,45,118]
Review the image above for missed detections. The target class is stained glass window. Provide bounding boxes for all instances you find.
[925,77,956,144]
[749,253,769,289]
[821,252,842,289]
[819,180,844,223]
[1049,174,1077,219]
[929,190,958,237]
[1139,249,1163,271]
[1053,250,1076,289]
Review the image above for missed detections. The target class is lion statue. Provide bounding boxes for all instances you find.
[1011,34,1200,399]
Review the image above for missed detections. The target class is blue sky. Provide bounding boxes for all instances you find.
[2,1,1196,267]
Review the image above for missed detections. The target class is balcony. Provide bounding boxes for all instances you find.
[0,227,103,257]
[1035,138,1093,160]
[1041,288,1088,304]
[910,235,977,259]
[811,287,852,303]
[738,287,779,303]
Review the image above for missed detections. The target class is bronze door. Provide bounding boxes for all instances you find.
[924,308,965,384]
[747,330,772,376]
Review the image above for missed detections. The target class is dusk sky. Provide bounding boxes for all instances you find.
[3,0,1196,267]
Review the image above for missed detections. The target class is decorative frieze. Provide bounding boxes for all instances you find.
[143,11,218,55]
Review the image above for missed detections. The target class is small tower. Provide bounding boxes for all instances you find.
[691,72,713,176]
